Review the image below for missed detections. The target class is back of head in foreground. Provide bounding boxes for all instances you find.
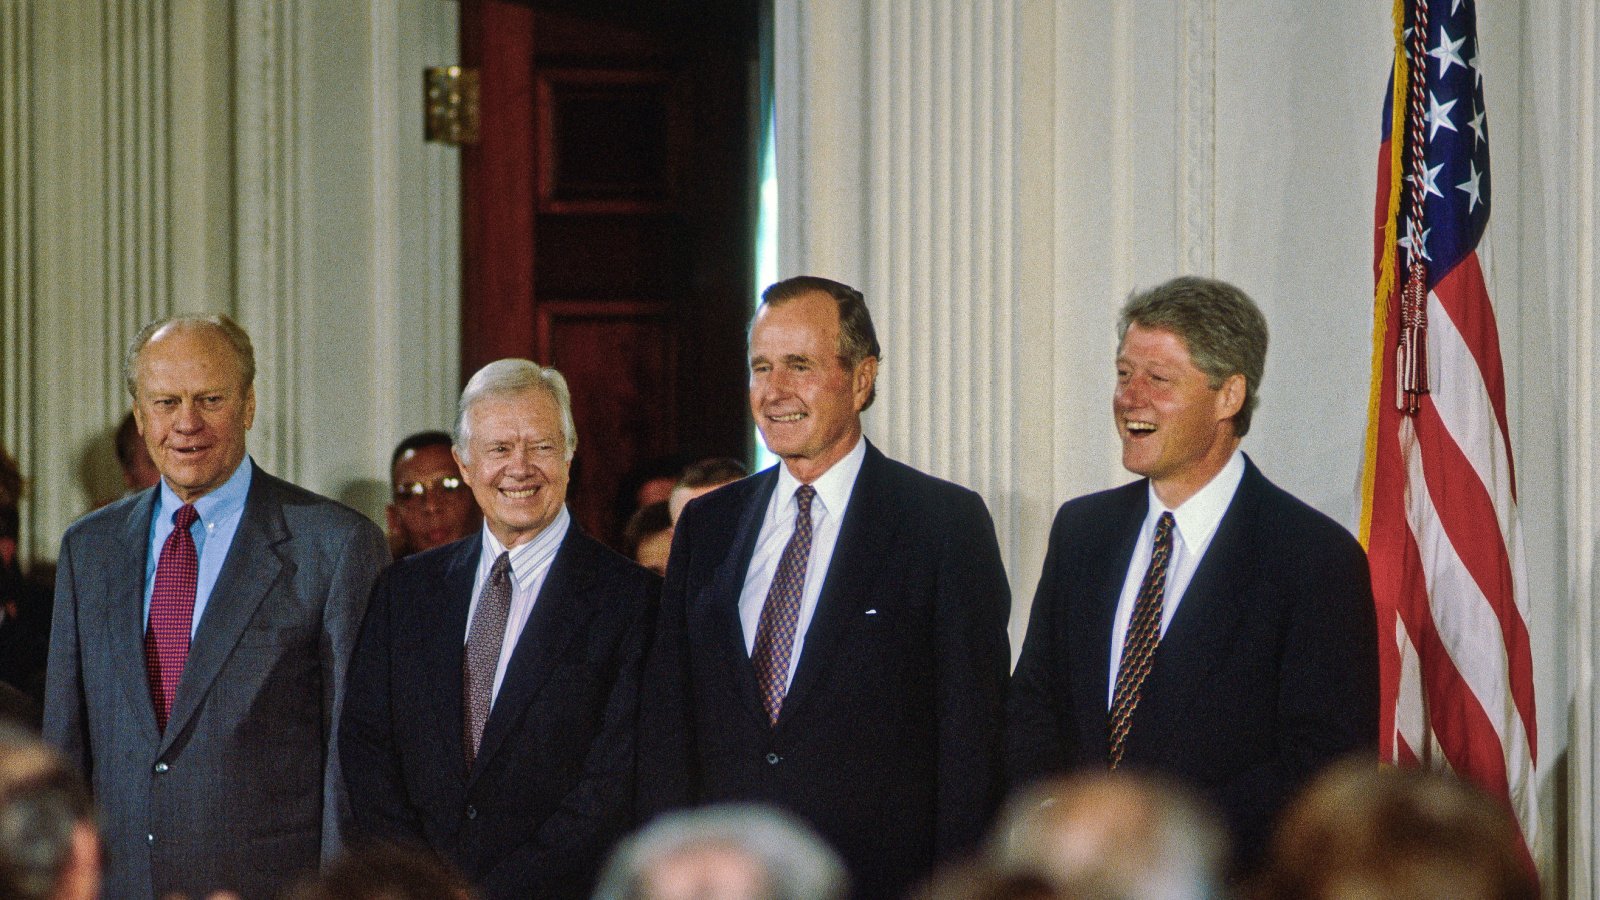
[989,771,1227,900]
[0,723,98,900]
[593,804,849,900]
[1250,759,1537,900]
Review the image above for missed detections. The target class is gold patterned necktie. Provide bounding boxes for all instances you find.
[751,484,816,725]
[463,551,512,767]
[1108,511,1176,768]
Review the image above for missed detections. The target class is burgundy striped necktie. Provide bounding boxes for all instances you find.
[145,503,199,732]
[1108,511,1175,768]
[751,484,816,725]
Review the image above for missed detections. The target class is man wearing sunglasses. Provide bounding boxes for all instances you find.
[387,431,481,558]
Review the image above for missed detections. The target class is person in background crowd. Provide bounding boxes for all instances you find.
[0,445,50,706]
[387,430,481,558]
[667,457,748,524]
[1008,277,1379,875]
[1250,759,1537,900]
[115,410,161,493]
[44,314,390,900]
[0,722,101,900]
[344,360,657,900]
[593,804,848,900]
[639,276,1012,899]
[622,501,673,577]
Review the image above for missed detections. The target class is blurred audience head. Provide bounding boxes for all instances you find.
[594,804,849,900]
[991,772,1226,900]
[387,430,480,557]
[114,411,160,493]
[0,723,99,900]
[281,840,472,900]
[622,500,673,577]
[914,863,1064,900]
[1252,759,1537,900]
[668,457,748,523]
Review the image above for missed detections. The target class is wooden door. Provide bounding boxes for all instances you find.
[460,0,757,546]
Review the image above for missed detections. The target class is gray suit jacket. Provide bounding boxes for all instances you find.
[44,466,389,900]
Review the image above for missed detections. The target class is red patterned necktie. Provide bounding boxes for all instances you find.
[463,551,512,768]
[751,484,816,725]
[1108,511,1176,768]
[145,503,199,732]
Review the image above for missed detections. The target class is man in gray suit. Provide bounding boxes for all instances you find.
[44,315,389,900]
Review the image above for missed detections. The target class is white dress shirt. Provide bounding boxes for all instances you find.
[465,505,570,703]
[1106,450,1246,708]
[737,436,867,689]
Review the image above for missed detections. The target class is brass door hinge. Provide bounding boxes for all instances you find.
[424,66,480,145]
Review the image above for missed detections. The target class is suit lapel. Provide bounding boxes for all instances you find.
[707,470,778,729]
[162,473,288,751]
[471,528,600,780]
[1069,483,1147,755]
[1126,460,1265,765]
[113,490,162,742]
[777,443,893,728]
[422,535,479,777]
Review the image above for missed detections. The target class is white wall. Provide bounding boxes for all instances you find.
[0,0,460,565]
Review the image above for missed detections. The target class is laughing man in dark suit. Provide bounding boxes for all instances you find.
[342,360,656,900]
[1007,276,1379,872]
[638,276,1012,899]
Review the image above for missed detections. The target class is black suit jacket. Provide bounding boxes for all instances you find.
[638,442,1011,899]
[1008,457,1379,867]
[342,524,657,900]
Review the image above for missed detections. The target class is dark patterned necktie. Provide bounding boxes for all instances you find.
[752,484,816,725]
[145,504,199,732]
[1108,511,1176,768]
[463,551,512,767]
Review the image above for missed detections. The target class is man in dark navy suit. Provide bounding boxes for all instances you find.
[639,276,1011,899]
[1008,276,1379,872]
[342,359,656,900]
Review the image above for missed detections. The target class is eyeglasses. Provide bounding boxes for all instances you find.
[393,475,466,504]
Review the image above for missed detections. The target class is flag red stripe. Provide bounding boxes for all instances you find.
[1431,255,1517,496]
[1412,396,1538,752]
[1393,534,1513,800]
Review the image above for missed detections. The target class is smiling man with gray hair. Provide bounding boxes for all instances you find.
[342,358,658,900]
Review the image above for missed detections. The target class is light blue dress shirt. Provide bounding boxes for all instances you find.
[142,456,254,637]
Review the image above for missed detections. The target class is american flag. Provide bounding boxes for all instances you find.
[1359,0,1539,868]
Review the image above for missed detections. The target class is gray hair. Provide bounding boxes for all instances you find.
[593,804,849,900]
[993,772,1227,900]
[454,359,577,461]
[755,276,882,411]
[124,314,256,400]
[0,724,95,900]
[1118,276,1268,437]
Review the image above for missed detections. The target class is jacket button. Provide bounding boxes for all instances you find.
[765,752,780,765]
[465,804,478,820]
[153,762,169,774]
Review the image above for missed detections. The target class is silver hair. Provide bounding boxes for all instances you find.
[592,804,849,900]
[124,314,256,400]
[454,359,577,461]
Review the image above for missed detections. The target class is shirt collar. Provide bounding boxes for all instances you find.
[156,455,254,526]
[480,504,571,591]
[773,435,867,521]
[1145,449,1245,550]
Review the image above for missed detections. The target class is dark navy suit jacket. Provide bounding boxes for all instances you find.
[342,526,656,900]
[638,442,1012,899]
[1008,456,1379,868]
